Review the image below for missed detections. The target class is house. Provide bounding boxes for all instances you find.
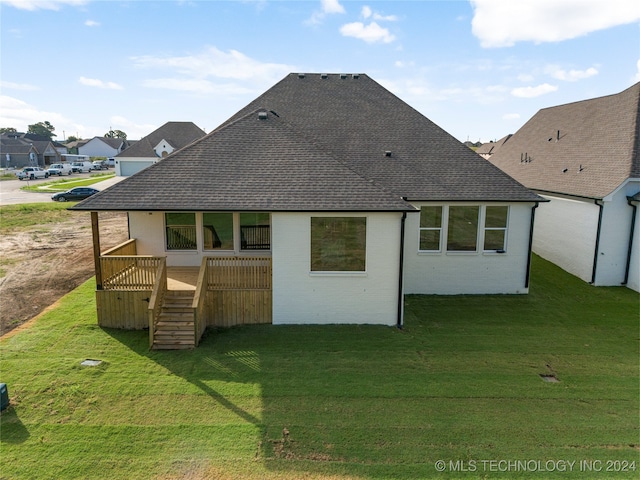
[114,122,206,176]
[476,134,512,160]
[489,82,640,292]
[72,73,542,349]
[79,136,130,158]
[0,133,60,168]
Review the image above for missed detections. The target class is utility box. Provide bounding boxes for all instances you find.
[0,383,9,411]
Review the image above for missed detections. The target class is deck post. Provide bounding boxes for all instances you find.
[91,211,103,290]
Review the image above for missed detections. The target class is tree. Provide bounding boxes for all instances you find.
[66,135,79,143]
[0,127,17,134]
[27,121,56,139]
[104,129,127,140]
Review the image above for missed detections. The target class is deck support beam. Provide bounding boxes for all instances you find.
[91,211,103,290]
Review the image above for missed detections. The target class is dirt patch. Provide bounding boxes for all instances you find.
[0,212,128,336]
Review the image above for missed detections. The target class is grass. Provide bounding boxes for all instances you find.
[0,203,82,233]
[0,256,638,479]
[19,173,114,192]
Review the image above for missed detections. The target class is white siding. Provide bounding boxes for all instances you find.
[116,158,156,176]
[271,212,401,326]
[533,195,599,283]
[79,139,119,158]
[403,203,534,294]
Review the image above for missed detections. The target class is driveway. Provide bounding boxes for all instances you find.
[0,172,125,205]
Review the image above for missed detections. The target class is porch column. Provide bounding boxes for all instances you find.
[91,211,103,290]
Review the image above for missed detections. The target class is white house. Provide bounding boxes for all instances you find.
[490,82,640,292]
[79,137,129,158]
[73,73,542,349]
[115,122,205,176]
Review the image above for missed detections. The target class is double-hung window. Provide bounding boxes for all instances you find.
[419,206,443,251]
[311,217,366,272]
[165,213,197,250]
[483,206,508,251]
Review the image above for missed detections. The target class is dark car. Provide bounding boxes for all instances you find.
[51,187,100,202]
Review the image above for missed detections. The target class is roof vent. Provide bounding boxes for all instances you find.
[353,74,360,79]
[385,151,392,157]
[321,73,328,79]
[340,74,347,79]
[258,111,268,120]
[298,73,305,79]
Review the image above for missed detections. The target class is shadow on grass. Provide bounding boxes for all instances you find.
[0,406,30,444]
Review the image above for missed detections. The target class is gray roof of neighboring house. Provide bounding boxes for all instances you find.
[476,134,512,155]
[116,122,205,158]
[74,73,541,212]
[489,82,640,199]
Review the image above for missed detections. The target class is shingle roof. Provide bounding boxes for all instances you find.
[74,110,414,212]
[74,72,541,212]
[489,82,640,199]
[476,134,512,155]
[117,122,205,158]
[219,73,540,203]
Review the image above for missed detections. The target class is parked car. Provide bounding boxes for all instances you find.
[71,161,93,173]
[47,163,73,176]
[51,187,100,202]
[92,160,108,170]
[16,167,49,180]
[106,157,115,167]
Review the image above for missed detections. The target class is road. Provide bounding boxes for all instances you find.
[0,172,125,205]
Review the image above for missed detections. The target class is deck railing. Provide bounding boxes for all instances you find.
[206,256,272,290]
[148,258,167,348]
[192,257,209,346]
[102,238,137,256]
[100,256,164,290]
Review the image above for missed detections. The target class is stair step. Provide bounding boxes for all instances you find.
[153,343,194,350]
[156,321,194,329]
[153,338,194,345]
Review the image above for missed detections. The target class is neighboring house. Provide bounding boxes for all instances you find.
[476,134,512,160]
[0,135,39,168]
[79,136,129,158]
[489,82,640,292]
[115,122,206,176]
[73,73,542,349]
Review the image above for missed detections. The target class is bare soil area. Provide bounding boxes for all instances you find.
[0,212,128,336]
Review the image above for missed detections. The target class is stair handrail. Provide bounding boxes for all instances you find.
[192,256,209,346]
[147,257,167,349]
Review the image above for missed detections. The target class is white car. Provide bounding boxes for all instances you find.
[47,163,73,176]
[16,167,49,180]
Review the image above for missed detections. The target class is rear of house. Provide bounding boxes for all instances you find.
[73,73,542,349]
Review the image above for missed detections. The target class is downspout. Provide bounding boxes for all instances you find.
[590,200,604,284]
[525,203,539,289]
[397,211,407,329]
[623,196,638,285]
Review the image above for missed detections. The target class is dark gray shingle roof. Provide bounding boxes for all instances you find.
[117,122,205,158]
[489,82,640,199]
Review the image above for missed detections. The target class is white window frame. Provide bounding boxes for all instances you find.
[482,205,509,253]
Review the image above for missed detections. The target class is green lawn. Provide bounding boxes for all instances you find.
[0,256,638,479]
[19,173,114,192]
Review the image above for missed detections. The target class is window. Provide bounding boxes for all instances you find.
[165,213,196,250]
[447,206,479,252]
[419,206,442,251]
[203,213,234,250]
[240,213,271,250]
[311,217,366,272]
[484,206,508,251]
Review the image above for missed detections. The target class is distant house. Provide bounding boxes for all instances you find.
[477,134,512,160]
[79,137,129,158]
[489,82,640,291]
[0,133,60,168]
[115,122,206,176]
[73,73,542,349]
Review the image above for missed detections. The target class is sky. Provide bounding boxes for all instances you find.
[1,0,639,144]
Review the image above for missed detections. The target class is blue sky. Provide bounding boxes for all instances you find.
[1,0,638,143]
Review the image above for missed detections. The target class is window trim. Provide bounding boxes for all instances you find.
[310,216,368,273]
[418,205,443,253]
[483,205,509,252]
[164,212,197,251]
[446,205,480,253]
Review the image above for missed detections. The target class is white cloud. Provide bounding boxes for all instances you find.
[0,95,74,134]
[361,5,397,21]
[307,0,345,24]
[517,74,534,82]
[130,47,295,94]
[340,21,395,44]
[362,5,372,19]
[471,0,640,48]
[85,20,100,27]
[503,113,521,120]
[546,65,598,81]
[79,76,124,90]
[511,83,558,98]
[0,0,87,11]
[0,81,40,91]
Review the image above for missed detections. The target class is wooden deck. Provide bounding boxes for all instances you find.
[167,267,199,291]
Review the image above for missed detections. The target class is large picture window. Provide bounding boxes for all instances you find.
[203,213,234,250]
[484,206,508,251]
[165,213,197,250]
[311,217,366,272]
[240,212,271,250]
[447,206,479,252]
[419,206,442,251]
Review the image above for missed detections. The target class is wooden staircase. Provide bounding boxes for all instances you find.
[152,290,195,350]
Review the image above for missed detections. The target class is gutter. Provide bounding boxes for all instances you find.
[590,200,604,284]
[525,202,539,289]
[623,195,639,285]
[397,211,407,329]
